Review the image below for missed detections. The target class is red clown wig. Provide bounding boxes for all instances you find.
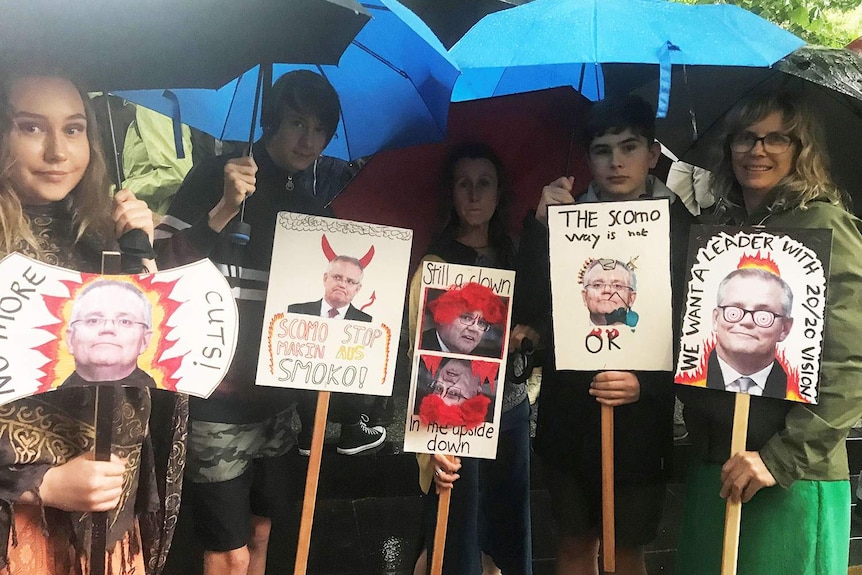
[428,282,506,326]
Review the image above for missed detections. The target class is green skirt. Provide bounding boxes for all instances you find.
[675,462,850,575]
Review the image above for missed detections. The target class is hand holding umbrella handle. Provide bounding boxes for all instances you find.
[118,228,156,273]
[536,176,576,223]
[216,157,258,245]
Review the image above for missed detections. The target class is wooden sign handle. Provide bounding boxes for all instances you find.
[601,403,616,573]
[430,455,455,575]
[720,393,751,575]
[90,251,121,575]
[294,390,331,575]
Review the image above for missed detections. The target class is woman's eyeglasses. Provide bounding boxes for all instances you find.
[729,132,794,154]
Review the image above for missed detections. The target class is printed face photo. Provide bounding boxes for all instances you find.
[414,356,496,427]
[713,269,793,376]
[436,310,490,355]
[66,281,153,382]
[323,258,363,309]
[430,357,482,406]
[581,259,637,326]
[419,286,508,358]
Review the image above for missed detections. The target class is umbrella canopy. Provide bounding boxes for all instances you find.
[448,0,804,106]
[629,46,862,209]
[331,87,594,272]
[0,0,369,90]
[116,0,460,160]
[399,0,519,48]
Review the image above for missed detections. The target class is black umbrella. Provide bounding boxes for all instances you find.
[0,0,369,90]
[400,0,522,48]
[618,46,862,209]
[0,2,369,570]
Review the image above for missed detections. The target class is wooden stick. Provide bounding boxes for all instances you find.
[601,403,615,573]
[90,251,121,575]
[720,393,751,575]
[430,457,454,575]
[294,391,330,575]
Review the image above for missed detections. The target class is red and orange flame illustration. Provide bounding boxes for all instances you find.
[777,348,809,403]
[737,252,780,276]
[675,336,716,388]
[34,273,183,392]
[676,338,810,403]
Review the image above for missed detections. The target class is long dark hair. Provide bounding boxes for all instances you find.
[432,142,515,268]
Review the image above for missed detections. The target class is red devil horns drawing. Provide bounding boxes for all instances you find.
[321,234,375,269]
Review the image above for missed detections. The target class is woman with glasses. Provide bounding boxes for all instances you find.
[676,90,862,575]
[408,142,535,575]
[0,68,185,574]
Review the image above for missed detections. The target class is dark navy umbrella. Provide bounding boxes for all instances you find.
[0,0,370,90]
[115,0,460,161]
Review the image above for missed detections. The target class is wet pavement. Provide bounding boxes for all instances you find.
[162,392,862,575]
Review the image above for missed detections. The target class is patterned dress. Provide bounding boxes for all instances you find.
[0,201,187,575]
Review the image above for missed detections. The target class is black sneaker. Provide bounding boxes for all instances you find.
[297,428,312,457]
[337,415,386,455]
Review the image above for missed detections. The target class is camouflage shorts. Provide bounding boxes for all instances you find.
[186,409,295,484]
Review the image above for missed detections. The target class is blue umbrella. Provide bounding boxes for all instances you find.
[449,0,804,114]
[115,0,459,160]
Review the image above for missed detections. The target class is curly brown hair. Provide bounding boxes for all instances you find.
[711,90,844,213]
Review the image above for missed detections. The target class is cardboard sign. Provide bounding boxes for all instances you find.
[675,226,832,403]
[403,262,514,459]
[548,200,672,370]
[0,253,239,403]
[256,213,412,397]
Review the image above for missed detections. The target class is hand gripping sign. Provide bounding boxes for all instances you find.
[0,252,239,404]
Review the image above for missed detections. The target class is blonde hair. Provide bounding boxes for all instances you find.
[0,72,114,258]
[711,91,845,212]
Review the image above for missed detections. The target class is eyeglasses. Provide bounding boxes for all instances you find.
[432,383,467,402]
[328,274,360,286]
[717,305,784,328]
[458,313,491,332]
[71,317,149,330]
[729,132,794,154]
[585,282,633,292]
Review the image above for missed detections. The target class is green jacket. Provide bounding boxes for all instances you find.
[122,106,193,216]
[682,199,862,488]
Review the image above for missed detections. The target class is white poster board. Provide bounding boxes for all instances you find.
[0,253,238,403]
[675,226,831,403]
[403,262,514,460]
[548,200,672,371]
[256,213,412,397]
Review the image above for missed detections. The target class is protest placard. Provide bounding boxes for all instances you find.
[675,226,832,403]
[548,199,672,371]
[256,213,412,396]
[403,261,514,459]
[0,253,238,403]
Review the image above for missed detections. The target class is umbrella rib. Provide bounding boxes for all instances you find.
[221,73,247,142]
[316,64,351,158]
[353,41,408,78]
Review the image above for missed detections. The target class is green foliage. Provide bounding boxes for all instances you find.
[673,0,861,48]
